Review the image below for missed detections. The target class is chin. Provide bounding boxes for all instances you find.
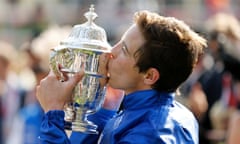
[108,79,113,87]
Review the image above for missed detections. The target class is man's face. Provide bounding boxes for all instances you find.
[108,24,148,94]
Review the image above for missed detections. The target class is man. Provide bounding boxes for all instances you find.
[36,10,207,143]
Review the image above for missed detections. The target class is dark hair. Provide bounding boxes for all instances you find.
[133,11,207,92]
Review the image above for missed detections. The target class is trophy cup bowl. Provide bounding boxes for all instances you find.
[49,5,111,134]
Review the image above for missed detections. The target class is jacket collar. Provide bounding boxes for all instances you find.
[122,89,175,110]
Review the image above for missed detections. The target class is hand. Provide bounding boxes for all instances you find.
[98,53,111,87]
[36,70,84,113]
[98,53,125,111]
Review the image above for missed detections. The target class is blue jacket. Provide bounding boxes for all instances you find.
[39,90,199,144]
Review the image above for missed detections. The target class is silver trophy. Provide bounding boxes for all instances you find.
[49,5,111,134]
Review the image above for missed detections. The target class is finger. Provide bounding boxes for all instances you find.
[48,66,63,81]
[35,85,40,100]
[48,69,56,76]
[39,70,55,83]
[98,53,111,74]
[57,64,68,81]
[59,68,69,81]
[48,69,62,82]
[65,70,85,87]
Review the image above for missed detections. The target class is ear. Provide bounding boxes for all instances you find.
[143,68,160,85]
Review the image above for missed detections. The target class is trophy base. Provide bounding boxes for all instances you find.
[71,121,98,134]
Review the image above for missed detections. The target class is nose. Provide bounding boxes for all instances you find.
[110,45,119,59]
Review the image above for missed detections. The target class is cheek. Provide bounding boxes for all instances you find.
[110,61,124,76]
[109,59,130,82]
[111,58,132,72]
[110,57,127,69]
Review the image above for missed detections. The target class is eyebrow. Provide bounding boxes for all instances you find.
[122,41,130,55]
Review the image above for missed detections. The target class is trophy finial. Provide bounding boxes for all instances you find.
[58,4,111,51]
[84,4,98,25]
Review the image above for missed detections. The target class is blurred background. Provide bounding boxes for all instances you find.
[0,0,240,144]
[0,0,239,47]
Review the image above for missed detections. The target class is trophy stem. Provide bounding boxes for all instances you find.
[63,103,75,130]
[71,109,98,134]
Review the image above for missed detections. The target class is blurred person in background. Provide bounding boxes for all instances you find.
[206,12,240,144]
[177,47,210,144]
[184,12,240,144]
[6,25,72,144]
[27,3,48,40]
[226,81,240,144]
[0,40,22,144]
[177,46,209,121]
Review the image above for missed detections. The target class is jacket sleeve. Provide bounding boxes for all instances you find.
[38,110,70,144]
[38,109,116,144]
[70,108,117,144]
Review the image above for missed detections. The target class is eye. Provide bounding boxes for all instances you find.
[122,45,127,54]
[122,44,131,56]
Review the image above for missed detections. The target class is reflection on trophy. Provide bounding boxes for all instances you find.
[49,4,111,134]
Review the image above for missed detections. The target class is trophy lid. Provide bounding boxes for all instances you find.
[57,4,111,52]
